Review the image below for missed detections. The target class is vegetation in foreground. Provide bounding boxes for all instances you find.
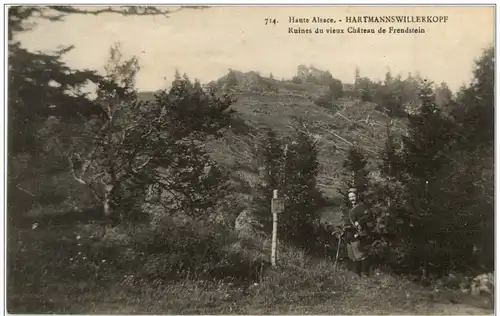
[8,221,494,314]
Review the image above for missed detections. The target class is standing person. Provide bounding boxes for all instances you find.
[342,188,372,277]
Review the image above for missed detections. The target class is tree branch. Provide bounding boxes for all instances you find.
[334,112,353,123]
[53,138,87,185]
[15,184,35,196]
[46,5,207,18]
[78,146,97,179]
[327,130,353,146]
[67,154,87,185]
[87,182,103,201]
[133,157,152,174]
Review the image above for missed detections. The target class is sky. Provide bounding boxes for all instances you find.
[17,5,495,93]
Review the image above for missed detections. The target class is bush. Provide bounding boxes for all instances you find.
[126,217,270,284]
[8,216,271,302]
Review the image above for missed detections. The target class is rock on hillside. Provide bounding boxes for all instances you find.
[207,70,278,93]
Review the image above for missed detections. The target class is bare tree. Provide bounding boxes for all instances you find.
[51,43,151,218]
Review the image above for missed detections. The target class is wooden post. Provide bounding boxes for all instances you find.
[271,212,278,267]
[271,189,284,268]
[271,190,278,267]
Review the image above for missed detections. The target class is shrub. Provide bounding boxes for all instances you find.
[130,217,269,284]
[8,216,271,302]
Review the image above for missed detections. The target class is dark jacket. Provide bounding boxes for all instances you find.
[342,202,373,245]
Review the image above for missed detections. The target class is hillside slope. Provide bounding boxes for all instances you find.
[138,73,407,204]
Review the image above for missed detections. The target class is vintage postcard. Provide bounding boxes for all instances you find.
[6,4,495,314]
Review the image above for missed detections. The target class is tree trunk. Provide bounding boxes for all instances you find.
[103,184,114,217]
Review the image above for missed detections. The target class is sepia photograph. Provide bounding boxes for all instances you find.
[5,4,495,314]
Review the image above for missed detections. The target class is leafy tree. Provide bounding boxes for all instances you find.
[254,123,323,247]
[291,76,302,84]
[454,46,494,148]
[379,124,402,180]
[8,5,198,153]
[395,81,463,275]
[225,69,238,89]
[338,47,494,276]
[434,82,453,112]
[384,69,393,86]
[400,73,421,107]
[329,78,344,99]
[281,129,323,247]
[7,7,100,226]
[356,77,374,102]
[401,81,457,182]
[50,44,234,223]
[314,78,344,108]
[354,66,360,88]
[46,44,146,221]
[381,76,406,117]
[314,69,334,86]
[449,46,494,270]
[374,49,495,275]
[369,124,410,263]
[338,145,371,208]
[376,123,407,217]
[8,44,102,155]
[254,128,286,230]
[7,5,206,224]
[8,5,206,150]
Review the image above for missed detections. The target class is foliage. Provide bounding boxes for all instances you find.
[328,78,344,99]
[354,68,422,116]
[434,82,453,112]
[8,6,104,155]
[225,69,238,89]
[8,219,268,304]
[447,46,494,270]
[314,78,344,108]
[374,74,406,117]
[338,145,371,208]
[280,130,323,247]
[132,218,268,283]
[401,82,458,182]
[379,124,403,180]
[254,124,324,248]
[43,44,235,222]
[453,46,494,148]
[8,43,101,155]
[8,5,190,154]
[8,7,104,226]
[370,82,461,275]
[354,77,374,102]
[361,47,494,276]
[10,223,494,314]
[254,128,285,230]
[369,124,408,243]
